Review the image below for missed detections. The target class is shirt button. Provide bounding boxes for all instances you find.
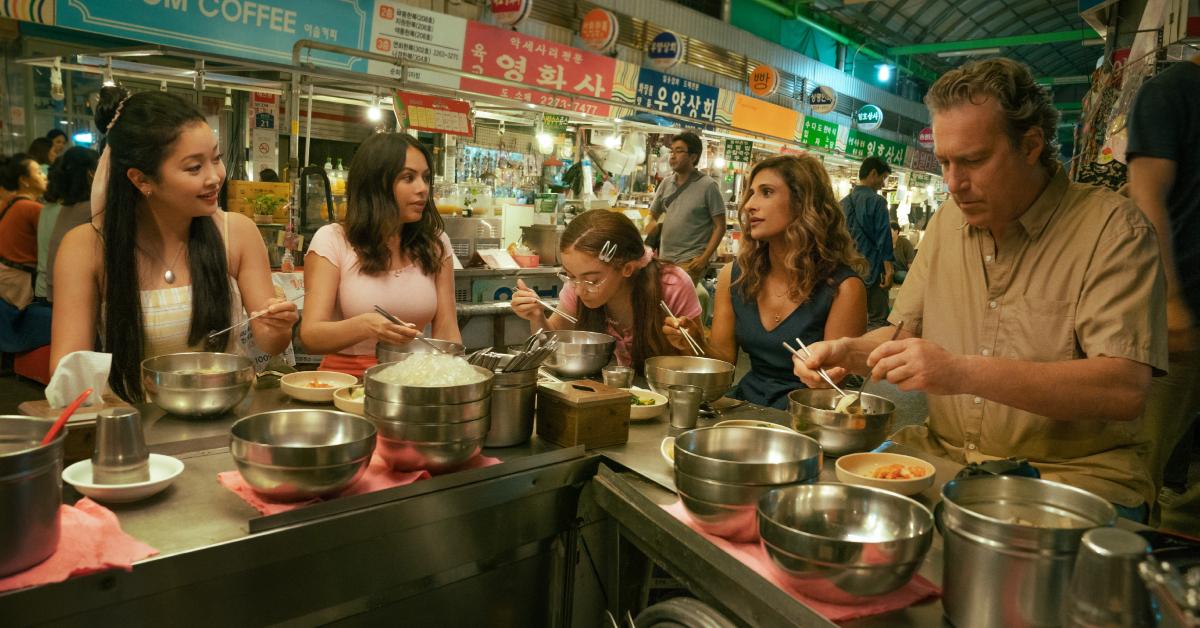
[973,397,983,405]
[981,348,991,356]
[985,255,994,262]
[967,443,977,451]
[988,301,998,309]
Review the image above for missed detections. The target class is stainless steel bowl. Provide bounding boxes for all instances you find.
[230,409,376,501]
[142,352,254,417]
[675,468,777,539]
[757,483,934,603]
[375,416,491,474]
[364,395,489,424]
[376,339,465,363]
[542,330,616,377]
[787,388,895,456]
[0,417,64,577]
[674,426,823,485]
[364,358,493,404]
[645,356,736,403]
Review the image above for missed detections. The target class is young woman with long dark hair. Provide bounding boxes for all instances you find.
[510,209,700,372]
[51,86,298,402]
[38,146,99,303]
[665,154,867,409]
[299,132,460,377]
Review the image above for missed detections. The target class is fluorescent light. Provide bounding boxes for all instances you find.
[936,48,1003,58]
[876,64,891,82]
[72,132,94,145]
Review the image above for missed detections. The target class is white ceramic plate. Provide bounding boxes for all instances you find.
[62,454,184,503]
[626,387,668,421]
[333,385,365,415]
[281,371,358,403]
[661,436,675,465]
[834,452,936,497]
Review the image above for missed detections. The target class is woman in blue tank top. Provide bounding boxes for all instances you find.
[665,154,867,409]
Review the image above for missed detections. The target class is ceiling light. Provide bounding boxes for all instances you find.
[713,157,727,169]
[876,64,892,82]
[102,59,116,87]
[603,134,620,149]
[936,48,1003,58]
[367,91,382,122]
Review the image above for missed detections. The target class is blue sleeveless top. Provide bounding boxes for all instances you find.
[729,263,860,409]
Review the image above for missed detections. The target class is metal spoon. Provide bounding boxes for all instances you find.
[845,321,905,414]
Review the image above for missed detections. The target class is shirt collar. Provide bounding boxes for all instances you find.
[959,166,1067,241]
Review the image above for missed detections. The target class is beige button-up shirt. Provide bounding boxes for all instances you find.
[889,167,1168,507]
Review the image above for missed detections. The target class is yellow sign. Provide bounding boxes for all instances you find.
[748,64,780,97]
[731,94,799,140]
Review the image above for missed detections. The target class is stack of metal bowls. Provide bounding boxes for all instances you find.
[0,416,65,576]
[142,352,254,418]
[229,409,376,501]
[542,330,615,377]
[364,357,494,473]
[646,356,736,403]
[757,483,934,603]
[376,339,465,364]
[787,388,895,456]
[673,426,822,542]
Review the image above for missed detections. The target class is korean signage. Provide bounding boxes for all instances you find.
[918,127,934,149]
[543,113,570,134]
[748,64,780,97]
[723,139,753,164]
[579,8,618,52]
[907,147,941,174]
[635,67,718,122]
[846,129,908,167]
[461,21,617,116]
[394,91,472,136]
[799,116,840,151]
[249,92,278,174]
[808,85,836,114]
[647,31,684,70]
[367,2,467,88]
[490,0,530,27]
[730,93,797,140]
[855,104,884,131]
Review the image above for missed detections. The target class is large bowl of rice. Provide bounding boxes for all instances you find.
[364,353,494,405]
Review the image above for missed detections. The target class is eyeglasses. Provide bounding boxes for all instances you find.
[557,272,608,294]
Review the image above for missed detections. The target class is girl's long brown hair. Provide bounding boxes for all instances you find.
[560,209,683,373]
[344,133,445,276]
[734,154,865,302]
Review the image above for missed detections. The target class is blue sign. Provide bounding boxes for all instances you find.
[55,0,373,71]
[635,67,718,122]
[647,31,684,70]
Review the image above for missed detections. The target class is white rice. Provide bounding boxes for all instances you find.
[376,353,486,387]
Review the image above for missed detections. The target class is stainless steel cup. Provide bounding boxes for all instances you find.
[1063,527,1154,627]
[668,384,704,431]
[92,408,150,485]
[602,365,634,389]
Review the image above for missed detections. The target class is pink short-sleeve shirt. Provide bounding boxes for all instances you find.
[308,224,452,355]
[559,263,701,366]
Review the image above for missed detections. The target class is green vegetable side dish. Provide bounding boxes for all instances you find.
[629,395,655,406]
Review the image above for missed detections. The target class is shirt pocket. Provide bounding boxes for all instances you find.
[1000,296,1078,362]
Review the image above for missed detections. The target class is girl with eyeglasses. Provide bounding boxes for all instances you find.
[510,209,700,372]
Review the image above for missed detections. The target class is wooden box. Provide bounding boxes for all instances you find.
[536,380,631,449]
[226,180,291,222]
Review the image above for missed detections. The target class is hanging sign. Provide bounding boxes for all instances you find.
[248,92,278,172]
[579,8,618,52]
[748,64,780,97]
[647,31,685,70]
[808,85,837,114]
[731,94,797,140]
[490,0,531,27]
[856,104,884,131]
[918,127,934,149]
[393,92,473,137]
[543,113,570,134]
[800,116,840,151]
[846,129,907,166]
[907,147,940,174]
[635,67,718,122]
[723,139,753,164]
[366,4,467,88]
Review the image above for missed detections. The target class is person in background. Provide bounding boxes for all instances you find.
[511,209,700,373]
[642,131,726,283]
[26,138,54,177]
[890,222,916,285]
[258,168,281,183]
[0,153,49,352]
[841,156,894,329]
[300,132,460,377]
[664,154,867,409]
[1126,52,1200,529]
[794,58,1167,522]
[52,87,297,401]
[46,129,68,163]
[39,147,99,304]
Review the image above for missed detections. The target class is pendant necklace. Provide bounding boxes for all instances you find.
[145,242,187,284]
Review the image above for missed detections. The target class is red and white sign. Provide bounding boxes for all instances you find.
[461,21,617,116]
[490,0,530,27]
[393,91,473,137]
[748,64,779,98]
[579,8,617,52]
[249,92,278,173]
[918,127,934,149]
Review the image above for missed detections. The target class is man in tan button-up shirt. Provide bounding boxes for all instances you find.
[794,58,1168,515]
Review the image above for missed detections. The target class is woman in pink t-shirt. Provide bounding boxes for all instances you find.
[300,133,461,376]
[511,209,700,372]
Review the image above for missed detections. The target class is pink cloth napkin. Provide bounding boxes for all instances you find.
[219,452,502,516]
[0,498,158,593]
[663,500,940,623]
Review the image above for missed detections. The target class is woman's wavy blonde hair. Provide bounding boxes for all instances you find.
[733,154,865,302]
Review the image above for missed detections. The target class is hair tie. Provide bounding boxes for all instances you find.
[105,95,132,133]
[631,246,654,270]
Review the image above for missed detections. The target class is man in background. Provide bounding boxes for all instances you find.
[842,156,894,328]
[890,222,916,284]
[643,131,725,283]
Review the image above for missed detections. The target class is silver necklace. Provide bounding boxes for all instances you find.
[144,242,187,284]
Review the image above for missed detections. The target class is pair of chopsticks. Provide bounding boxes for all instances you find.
[205,294,305,346]
[660,300,704,356]
[782,338,848,395]
[533,297,578,324]
[373,305,448,354]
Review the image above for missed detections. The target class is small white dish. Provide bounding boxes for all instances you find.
[62,454,184,503]
[835,452,936,497]
[281,371,358,403]
[714,419,794,432]
[625,387,668,421]
[661,436,675,465]
[333,385,365,415]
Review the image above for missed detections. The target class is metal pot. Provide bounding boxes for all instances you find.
[0,416,65,577]
[485,368,538,447]
[376,339,465,364]
[940,475,1116,628]
[519,224,562,266]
